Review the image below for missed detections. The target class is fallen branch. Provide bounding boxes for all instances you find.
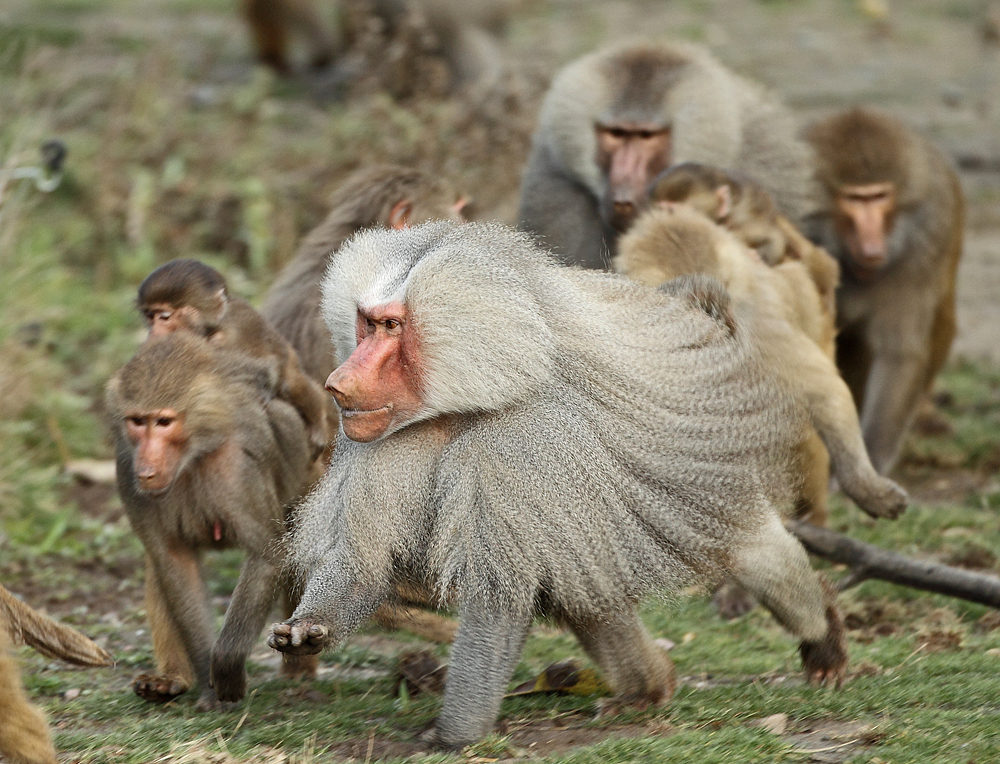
[786,520,1000,608]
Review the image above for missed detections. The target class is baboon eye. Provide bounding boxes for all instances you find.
[384,319,400,331]
[155,417,174,427]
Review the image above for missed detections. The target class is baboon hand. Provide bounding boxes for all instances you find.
[268,620,329,655]
[211,651,247,703]
[799,601,849,689]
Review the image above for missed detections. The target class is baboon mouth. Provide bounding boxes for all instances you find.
[340,405,392,418]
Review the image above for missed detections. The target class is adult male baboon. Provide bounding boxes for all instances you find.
[106,334,318,709]
[270,220,861,750]
[517,40,818,269]
[262,164,463,644]
[0,585,112,764]
[615,204,905,527]
[138,259,332,459]
[803,107,964,474]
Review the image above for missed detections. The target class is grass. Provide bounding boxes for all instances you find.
[2,0,1000,761]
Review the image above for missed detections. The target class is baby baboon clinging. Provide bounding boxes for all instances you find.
[517,40,819,269]
[649,162,788,266]
[138,259,333,459]
[106,333,319,709]
[803,107,965,474]
[648,163,841,358]
[0,584,112,764]
[615,204,906,527]
[270,220,854,750]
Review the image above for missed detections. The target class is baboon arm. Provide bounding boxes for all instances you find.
[431,605,532,751]
[518,144,611,270]
[211,554,282,703]
[859,350,929,475]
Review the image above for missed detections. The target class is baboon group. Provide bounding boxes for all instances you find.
[2,11,968,762]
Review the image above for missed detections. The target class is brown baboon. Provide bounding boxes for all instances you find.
[269,220,859,750]
[242,0,337,73]
[803,107,965,474]
[649,162,788,265]
[517,40,818,269]
[138,259,333,459]
[0,584,112,764]
[648,163,841,357]
[615,204,905,528]
[262,165,464,383]
[106,333,319,710]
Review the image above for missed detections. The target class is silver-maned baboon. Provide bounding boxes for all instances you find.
[517,40,818,269]
[106,333,318,710]
[269,220,854,750]
[803,107,964,474]
[0,584,112,764]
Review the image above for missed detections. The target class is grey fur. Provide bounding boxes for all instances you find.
[279,221,842,749]
[518,40,819,268]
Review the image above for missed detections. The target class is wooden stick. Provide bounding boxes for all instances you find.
[786,520,1000,608]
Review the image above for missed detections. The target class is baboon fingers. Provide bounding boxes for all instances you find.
[268,621,328,655]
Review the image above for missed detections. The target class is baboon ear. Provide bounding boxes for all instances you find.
[213,286,229,319]
[715,185,733,220]
[389,199,413,230]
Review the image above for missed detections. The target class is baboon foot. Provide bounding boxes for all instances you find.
[847,475,908,520]
[280,652,319,679]
[712,579,759,620]
[210,653,247,704]
[268,620,329,655]
[133,673,189,704]
[799,601,849,688]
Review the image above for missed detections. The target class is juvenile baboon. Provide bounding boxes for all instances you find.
[517,40,818,269]
[649,162,788,265]
[269,220,858,750]
[106,333,318,709]
[242,0,337,73]
[615,205,905,527]
[803,107,965,474]
[649,163,841,357]
[0,584,112,764]
[138,259,333,459]
[262,165,465,383]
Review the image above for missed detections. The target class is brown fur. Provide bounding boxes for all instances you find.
[615,205,905,526]
[242,0,337,73]
[0,585,112,764]
[138,259,334,460]
[804,107,964,473]
[106,333,320,710]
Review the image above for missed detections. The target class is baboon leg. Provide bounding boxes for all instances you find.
[807,363,907,518]
[858,350,930,476]
[279,575,318,679]
[211,555,283,704]
[729,515,848,686]
[135,555,196,703]
[0,630,56,764]
[566,609,676,707]
[430,605,533,751]
[795,431,830,526]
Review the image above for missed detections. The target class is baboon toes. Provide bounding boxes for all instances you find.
[268,620,329,655]
[133,673,189,703]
